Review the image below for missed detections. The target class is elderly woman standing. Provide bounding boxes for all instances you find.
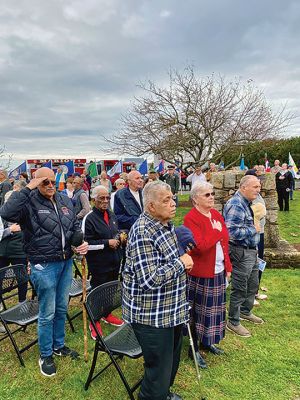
[82,185,123,340]
[184,182,232,368]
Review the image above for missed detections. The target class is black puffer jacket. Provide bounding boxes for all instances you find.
[0,187,81,263]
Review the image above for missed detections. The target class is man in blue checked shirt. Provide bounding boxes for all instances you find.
[122,181,193,400]
[223,175,264,338]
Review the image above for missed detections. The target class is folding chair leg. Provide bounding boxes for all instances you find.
[1,320,25,367]
[66,312,75,333]
[85,344,99,390]
[110,355,136,400]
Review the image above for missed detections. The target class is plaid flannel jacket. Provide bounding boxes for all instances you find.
[122,212,189,328]
[223,191,260,248]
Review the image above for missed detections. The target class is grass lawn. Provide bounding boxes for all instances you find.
[277,190,300,244]
[1,192,299,400]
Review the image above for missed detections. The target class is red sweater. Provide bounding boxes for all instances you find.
[184,207,232,278]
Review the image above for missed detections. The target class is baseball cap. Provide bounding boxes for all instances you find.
[175,225,196,256]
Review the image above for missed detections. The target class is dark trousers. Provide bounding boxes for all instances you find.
[132,323,183,400]
[277,187,289,211]
[89,269,119,291]
[228,246,259,326]
[257,233,264,285]
[88,269,119,318]
[0,257,28,303]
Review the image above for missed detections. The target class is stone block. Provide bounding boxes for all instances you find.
[214,189,228,200]
[266,209,278,223]
[261,173,276,191]
[264,195,278,210]
[224,172,236,188]
[211,173,224,189]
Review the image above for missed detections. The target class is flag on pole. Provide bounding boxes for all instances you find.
[288,152,298,173]
[264,153,271,172]
[60,161,75,176]
[88,161,98,178]
[42,160,52,169]
[155,160,164,173]
[9,161,27,178]
[138,159,148,175]
[107,160,122,177]
[239,154,245,171]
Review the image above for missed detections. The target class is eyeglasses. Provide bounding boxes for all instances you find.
[96,196,111,201]
[42,179,56,186]
[203,192,215,198]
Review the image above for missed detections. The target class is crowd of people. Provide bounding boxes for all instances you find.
[0,158,298,399]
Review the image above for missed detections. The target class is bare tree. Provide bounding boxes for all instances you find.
[104,66,293,168]
[0,145,12,170]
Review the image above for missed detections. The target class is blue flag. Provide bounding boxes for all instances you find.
[138,159,148,175]
[42,160,52,169]
[240,155,245,171]
[60,161,75,176]
[155,160,164,173]
[9,161,27,178]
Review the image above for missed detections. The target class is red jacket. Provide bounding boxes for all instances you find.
[184,207,232,278]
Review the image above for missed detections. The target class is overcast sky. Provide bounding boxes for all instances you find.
[0,0,299,164]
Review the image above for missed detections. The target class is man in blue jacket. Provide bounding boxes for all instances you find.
[0,167,88,377]
[114,170,144,231]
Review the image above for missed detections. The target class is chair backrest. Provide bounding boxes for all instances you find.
[0,264,28,297]
[85,280,122,322]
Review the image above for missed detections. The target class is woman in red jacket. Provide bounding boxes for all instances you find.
[184,182,232,368]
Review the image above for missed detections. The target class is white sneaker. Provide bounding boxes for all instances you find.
[0,323,6,334]
[256,293,268,300]
[253,299,260,306]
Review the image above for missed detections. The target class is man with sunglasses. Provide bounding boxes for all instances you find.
[0,167,88,377]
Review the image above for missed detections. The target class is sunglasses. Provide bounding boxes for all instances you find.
[96,196,111,201]
[203,192,215,198]
[42,179,56,186]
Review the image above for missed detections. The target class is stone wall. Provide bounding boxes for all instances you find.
[210,171,300,268]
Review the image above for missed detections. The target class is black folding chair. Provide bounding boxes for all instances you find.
[0,264,38,366]
[67,259,91,332]
[84,281,142,399]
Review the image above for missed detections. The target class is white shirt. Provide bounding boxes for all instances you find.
[215,241,225,274]
[129,188,142,208]
[186,172,206,187]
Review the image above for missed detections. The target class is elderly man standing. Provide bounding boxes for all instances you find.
[122,181,193,400]
[223,175,264,337]
[114,170,144,231]
[186,165,206,188]
[0,169,12,206]
[72,176,91,222]
[0,167,88,377]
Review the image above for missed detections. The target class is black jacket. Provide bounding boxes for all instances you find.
[113,187,143,230]
[275,171,293,190]
[0,187,81,263]
[83,207,121,273]
[0,219,26,259]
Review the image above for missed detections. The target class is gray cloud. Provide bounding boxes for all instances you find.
[0,0,299,164]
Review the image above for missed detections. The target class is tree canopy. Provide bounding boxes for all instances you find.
[105,66,292,168]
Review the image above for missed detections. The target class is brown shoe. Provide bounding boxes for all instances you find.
[226,321,251,337]
[240,313,264,324]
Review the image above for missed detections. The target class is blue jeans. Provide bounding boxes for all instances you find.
[30,259,73,358]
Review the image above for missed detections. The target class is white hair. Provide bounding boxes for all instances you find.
[190,182,213,201]
[115,178,125,187]
[143,181,171,209]
[91,185,108,199]
[239,175,259,188]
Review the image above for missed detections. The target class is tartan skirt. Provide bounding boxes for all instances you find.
[188,271,226,346]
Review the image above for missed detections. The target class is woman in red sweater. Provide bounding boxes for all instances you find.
[184,181,232,368]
